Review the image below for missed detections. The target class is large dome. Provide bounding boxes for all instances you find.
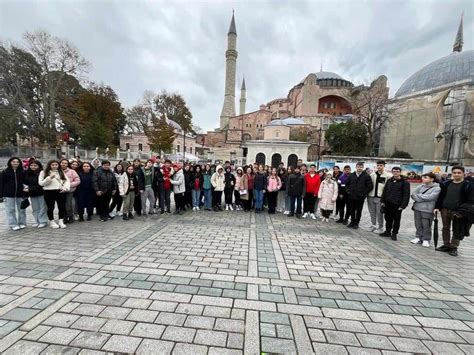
[395,50,474,98]
[315,71,343,80]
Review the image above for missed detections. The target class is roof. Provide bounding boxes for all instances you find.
[299,71,345,84]
[395,50,474,98]
[267,118,306,127]
[228,13,237,35]
[168,119,182,131]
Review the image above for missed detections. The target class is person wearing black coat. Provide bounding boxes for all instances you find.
[183,165,193,210]
[224,166,236,210]
[92,160,118,221]
[346,162,373,229]
[379,167,410,240]
[434,166,473,256]
[287,166,305,218]
[76,162,95,221]
[132,159,145,215]
[24,160,48,227]
[0,157,26,230]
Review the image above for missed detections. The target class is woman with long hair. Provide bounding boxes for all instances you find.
[191,165,203,211]
[76,162,95,221]
[60,159,80,224]
[0,157,26,230]
[241,166,254,212]
[202,164,213,211]
[277,167,287,213]
[39,160,70,228]
[109,163,125,216]
[284,166,293,214]
[24,160,48,228]
[119,165,139,220]
[234,167,244,211]
[267,168,282,214]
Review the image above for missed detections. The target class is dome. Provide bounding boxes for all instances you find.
[395,50,474,98]
[168,119,182,131]
[315,71,343,80]
[268,118,305,126]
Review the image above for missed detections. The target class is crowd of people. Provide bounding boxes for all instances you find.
[0,157,472,257]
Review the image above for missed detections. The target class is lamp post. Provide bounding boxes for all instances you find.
[435,128,469,172]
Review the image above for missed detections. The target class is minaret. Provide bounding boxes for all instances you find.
[220,12,238,129]
[239,77,246,116]
[453,13,463,52]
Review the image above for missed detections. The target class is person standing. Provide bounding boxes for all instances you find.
[119,165,139,220]
[76,162,95,221]
[346,162,373,229]
[224,166,236,210]
[410,172,441,247]
[287,166,305,218]
[379,167,410,240]
[335,165,351,224]
[254,165,267,213]
[368,160,391,233]
[0,157,27,230]
[60,159,81,224]
[141,159,156,215]
[132,159,144,216]
[233,167,244,211]
[277,167,287,213]
[303,164,321,220]
[434,166,473,256]
[191,165,203,211]
[211,165,225,211]
[202,164,213,211]
[318,172,338,222]
[267,168,282,214]
[92,160,117,222]
[109,163,125,217]
[39,160,70,229]
[157,160,174,214]
[24,160,48,228]
[171,164,186,214]
[184,165,193,210]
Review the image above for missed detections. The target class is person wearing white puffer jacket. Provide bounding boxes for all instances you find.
[211,165,225,212]
[170,163,186,214]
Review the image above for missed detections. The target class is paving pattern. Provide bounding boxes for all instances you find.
[0,203,473,354]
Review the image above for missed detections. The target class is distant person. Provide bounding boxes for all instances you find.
[287,166,305,218]
[346,162,373,229]
[335,165,351,224]
[303,164,321,220]
[318,172,338,222]
[368,160,391,233]
[0,157,27,230]
[92,160,117,222]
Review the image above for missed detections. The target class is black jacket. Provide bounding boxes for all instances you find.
[184,170,192,191]
[288,173,305,197]
[435,179,472,210]
[224,172,236,189]
[346,171,373,200]
[0,158,25,198]
[134,166,145,191]
[190,172,203,190]
[92,167,118,193]
[381,177,410,209]
[24,169,43,197]
[278,172,287,191]
[254,172,268,190]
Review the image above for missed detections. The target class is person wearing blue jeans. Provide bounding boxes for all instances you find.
[254,165,268,213]
[202,164,213,211]
[191,166,204,210]
[0,157,27,230]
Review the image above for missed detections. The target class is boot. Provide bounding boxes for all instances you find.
[128,213,134,219]
[69,216,74,224]
[58,219,67,229]
[123,214,129,221]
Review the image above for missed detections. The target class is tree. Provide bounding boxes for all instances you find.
[145,116,175,154]
[325,121,368,156]
[348,76,399,156]
[0,103,20,145]
[154,90,193,132]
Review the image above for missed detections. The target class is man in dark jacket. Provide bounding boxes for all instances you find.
[287,166,305,218]
[132,159,145,216]
[334,165,351,223]
[434,166,472,256]
[92,160,118,221]
[0,157,26,230]
[379,167,410,240]
[346,162,373,229]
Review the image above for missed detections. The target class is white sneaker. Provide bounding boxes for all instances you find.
[374,228,384,234]
[229,205,234,211]
[368,225,377,232]
[225,205,229,211]
[50,221,59,229]
[283,210,288,215]
[410,238,421,244]
[422,241,430,248]
[19,224,26,229]
[117,211,123,216]
[58,219,67,229]
[38,223,47,228]
[303,212,309,218]
[11,226,21,231]
[326,218,330,222]
[310,213,316,220]
[31,224,39,228]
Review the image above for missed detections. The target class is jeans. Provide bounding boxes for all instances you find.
[192,189,201,207]
[254,189,264,210]
[367,197,383,229]
[4,197,27,227]
[30,196,48,225]
[141,186,156,214]
[64,192,74,218]
[277,190,286,211]
[290,195,302,215]
[285,195,291,212]
[204,188,212,209]
[160,188,171,212]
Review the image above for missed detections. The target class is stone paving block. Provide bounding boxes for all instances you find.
[261,337,296,353]
[161,326,196,342]
[0,321,21,338]
[126,309,158,323]
[356,333,395,350]
[155,312,187,326]
[98,306,131,320]
[421,341,464,355]
[102,334,142,353]
[3,340,48,354]
[389,337,429,352]
[2,308,40,322]
[194,329,228,347]
[97,295,127,307]
[312,342,348,354]
[368,312,419,326]
[184,315,215,329]
[322,308,370,322]
[39,327,81,345]
[23,324,51,341]
[304,315,336,330]
[70,331,110,349]
[260,311,290,325]
[100,319,135,335]
[172,342,207,355]
[215,318,245,333]
[72,304,106,317]
[71,316,107,332]
[227,332,244,349]
[415,316,470,330]
[39,344,81,354]
[346,346,382,355]
[333,319,367,333]
[136,339,174,354]
[308,328,326,342]
[131,323,165,338]
[457,330,474,344]
[325,330,360,346]
[260,323,276,337]
[175,303,204,315]
[203,306,231,318]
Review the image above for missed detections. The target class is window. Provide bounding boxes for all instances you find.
[275,130,280,138]
[177,145,180,152]
[138,143,143,151]
[184,146,187,152]
[330,103,336,109]
[189,147,193,154]
[125,143,130,150]
[323,103,329,109]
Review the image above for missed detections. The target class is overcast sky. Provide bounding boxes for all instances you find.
[1,0,472,131]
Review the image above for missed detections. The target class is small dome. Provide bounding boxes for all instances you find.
[168,119,182,131]
[395,50,474,98]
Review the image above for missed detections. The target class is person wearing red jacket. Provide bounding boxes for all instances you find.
[303,164,321,219]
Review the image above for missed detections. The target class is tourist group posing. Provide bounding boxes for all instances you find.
[0,157,472,257]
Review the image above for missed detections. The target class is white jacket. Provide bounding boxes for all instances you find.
[368,170,392,197]
[318,179,338,210]
[211,165,225,191]
[39,170,71,191]
[171,169,185,194]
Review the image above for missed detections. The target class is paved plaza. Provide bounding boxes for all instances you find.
[0,204,473,354]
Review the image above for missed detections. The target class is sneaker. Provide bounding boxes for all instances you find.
[283,211,289,215]
[336,219,344,223]
[325,218,330,223]
[374,228,384,234]
[117,212,123,216]
[368,225,377,232]
[229,205,234,211]
[225,204,229,211]
[31,224,39,228]
[49,221,59,229]
[435,245,451,252]
[410,238,421,244]
[448,248,458,256]
[38,223,47,228]
[310,213,316,220]
[128,213,134,219]
[302,212,309,218]
[422,240,430,247]
[58,219,67,229]
[11,226,21,231]
[19,224,26,229]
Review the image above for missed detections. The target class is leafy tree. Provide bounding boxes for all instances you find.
[145,116,175,154]
[325,121,368,156]
[154,90,193,132]
[0,104,20,145]
[80,114,109,149]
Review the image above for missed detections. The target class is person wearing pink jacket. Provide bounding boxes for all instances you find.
[267,168,282,214]
[60,159,81,224]
[318,172,339,222]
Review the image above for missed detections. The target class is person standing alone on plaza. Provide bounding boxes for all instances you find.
[379,167,410,240]
[410,172,441,247]
[303,164,321,220]
[368,160,391,233]
[434,166,473,256]
[346,162,373,229]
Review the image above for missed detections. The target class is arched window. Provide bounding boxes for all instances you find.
[125,143,130,150]
[242,134,251,141]
[256,153,266,165]
[138,143,143,151]
[287,154,298,168]
[274,130,280,138]
[271,153,282,168]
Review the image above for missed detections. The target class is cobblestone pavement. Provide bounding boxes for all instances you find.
[0,203,473,354]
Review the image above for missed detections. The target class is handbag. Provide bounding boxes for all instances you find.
[20,198,30,209]
[239,189,247,195]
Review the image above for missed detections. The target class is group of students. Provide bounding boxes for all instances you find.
[0,156,471,256]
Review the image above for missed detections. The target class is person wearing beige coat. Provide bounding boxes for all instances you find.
[318,173,339,222]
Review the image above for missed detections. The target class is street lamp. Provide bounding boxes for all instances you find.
[435,128,469,171]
